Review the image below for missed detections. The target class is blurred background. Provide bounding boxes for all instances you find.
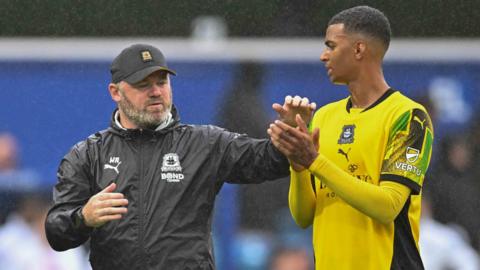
[1,1,480,269]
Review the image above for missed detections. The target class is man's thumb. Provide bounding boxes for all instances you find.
[295,114,308,132]
[272,103,286,115]
[100,182,116,193]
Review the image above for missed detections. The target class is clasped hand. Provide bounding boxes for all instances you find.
[270,96,319,171]
[272,95,316,127]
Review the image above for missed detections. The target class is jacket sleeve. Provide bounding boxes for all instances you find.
[213,127,290,183]
[45,141,94,251]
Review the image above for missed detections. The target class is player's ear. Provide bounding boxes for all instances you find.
[109,83,122,102]
[354,41,366,60]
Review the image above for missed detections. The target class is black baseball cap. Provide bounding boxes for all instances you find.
[110,44,176,84]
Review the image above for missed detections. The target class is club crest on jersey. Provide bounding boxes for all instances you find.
[338,125,356,144]
[406,147,420,163]
[161,153,184,182]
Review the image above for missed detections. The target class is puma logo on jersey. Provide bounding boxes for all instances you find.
[338,148,351,162]
[104,157,121,174]
[413,116,426,130]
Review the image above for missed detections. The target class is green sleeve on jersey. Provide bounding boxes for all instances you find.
[381,108,434,193]
[388,111,411,142]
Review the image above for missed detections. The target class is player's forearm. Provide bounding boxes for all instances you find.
[289,168,316,228]
[308,155,410,224]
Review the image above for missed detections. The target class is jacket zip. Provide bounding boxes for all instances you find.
[138,134,147,269]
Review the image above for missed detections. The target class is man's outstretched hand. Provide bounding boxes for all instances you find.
[272,95,317,127]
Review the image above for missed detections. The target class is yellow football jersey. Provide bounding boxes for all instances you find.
[304,89,433,269]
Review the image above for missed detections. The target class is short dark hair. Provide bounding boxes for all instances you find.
[328,6,391,50]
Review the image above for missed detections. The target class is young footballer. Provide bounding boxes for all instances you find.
[269,6,433,270]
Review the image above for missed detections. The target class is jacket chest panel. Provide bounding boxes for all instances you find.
[96,138,215,197]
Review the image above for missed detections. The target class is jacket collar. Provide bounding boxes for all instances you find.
[108,104,181,137]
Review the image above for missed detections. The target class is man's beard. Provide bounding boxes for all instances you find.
[118,91,171,129]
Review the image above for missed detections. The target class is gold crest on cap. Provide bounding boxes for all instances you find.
[141,51,153,62]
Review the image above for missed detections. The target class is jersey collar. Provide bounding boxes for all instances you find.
[346,88,397,113]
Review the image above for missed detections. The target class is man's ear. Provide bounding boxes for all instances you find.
[354,41,367,60]
[108,83,122,102]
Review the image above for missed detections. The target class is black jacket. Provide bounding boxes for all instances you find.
[45,107,289,270]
